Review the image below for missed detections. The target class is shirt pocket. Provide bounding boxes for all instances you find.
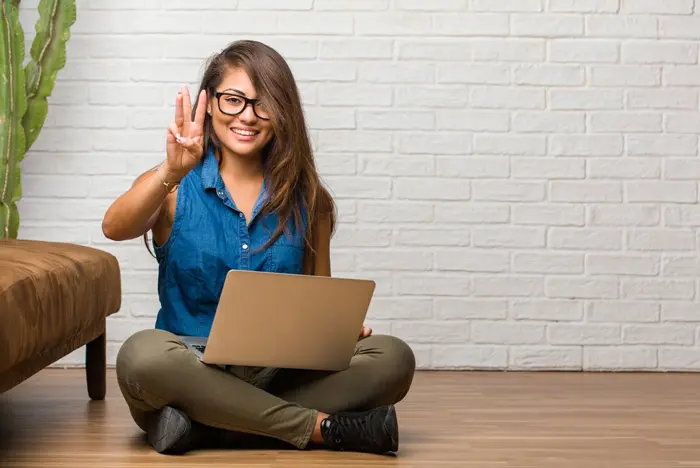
[270,232,305,274]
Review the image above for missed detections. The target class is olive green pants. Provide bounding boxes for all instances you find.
[115,329,416,449]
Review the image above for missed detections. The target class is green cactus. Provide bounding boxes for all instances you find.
[0,0,76,239]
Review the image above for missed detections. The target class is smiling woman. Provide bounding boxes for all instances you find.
[99,40,415,457]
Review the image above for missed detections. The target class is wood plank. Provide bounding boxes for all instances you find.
[2,369,700,467]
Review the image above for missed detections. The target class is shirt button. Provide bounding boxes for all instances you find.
[242,243,248,250]
[239,213,244,218]
[217,190,223,198]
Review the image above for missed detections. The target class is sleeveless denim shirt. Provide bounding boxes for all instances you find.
[152,147,307,337]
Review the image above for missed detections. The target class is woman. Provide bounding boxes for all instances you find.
[102,40,415,456]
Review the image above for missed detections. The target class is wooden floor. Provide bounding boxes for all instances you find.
[2,370,700,467]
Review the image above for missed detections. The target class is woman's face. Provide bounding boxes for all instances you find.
[207,66,273,160]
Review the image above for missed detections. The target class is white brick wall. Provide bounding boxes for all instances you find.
[14,0,700,371]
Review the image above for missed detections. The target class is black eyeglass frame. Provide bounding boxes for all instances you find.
[213,91,270,120]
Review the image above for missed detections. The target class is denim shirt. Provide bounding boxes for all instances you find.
[152,147,307,337]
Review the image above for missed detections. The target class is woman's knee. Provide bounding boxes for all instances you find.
[371,334,416,393]
[116,328,187,384]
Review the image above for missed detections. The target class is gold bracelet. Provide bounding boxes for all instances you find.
[155,165,179,193]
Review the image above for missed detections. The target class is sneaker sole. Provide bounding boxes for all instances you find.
[147,406,191,454]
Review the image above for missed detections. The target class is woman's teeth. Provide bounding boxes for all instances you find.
[232,128,257,136]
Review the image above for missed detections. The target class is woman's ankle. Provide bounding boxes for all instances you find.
[310,411,329,445]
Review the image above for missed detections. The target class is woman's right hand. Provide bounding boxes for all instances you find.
[162,85,208,182]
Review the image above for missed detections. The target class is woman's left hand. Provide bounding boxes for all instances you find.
[358,326,372,340]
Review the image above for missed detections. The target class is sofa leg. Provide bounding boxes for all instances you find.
[86,331,106,400]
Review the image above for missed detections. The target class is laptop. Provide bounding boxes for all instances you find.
[179,269,376,371]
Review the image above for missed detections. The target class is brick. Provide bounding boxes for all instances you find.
[435,298,508,319]
[393,321,469,343]
[359,202,433,223]
[470,0,543,11]
[305,108,356,130]
[587,301,660,323]
[623,41,698,65]
[472,181,546,202]
[474,134,547,155]
[238,0,312,9]
[470,86,546,109]
[355,12,431,35]
[396,86,469,108]
[289,61,356,82]
[660,18,700,40]
[589,112,662,133]
[395,0,468,10]
[588,158,660,179]
[513,205,585,226]
[550,181,622,203]
[399,132,472,155]
[549,228,623,250]
[314,0,388,9]
[433,13,510,36]
[395,229,471,247]
[317,131,392,152]
[472,39,545,62]
[360,155,434,176]
[436,157,510,178]
[624,324,695,345]
[622,279,696,300]
[472,227,546,248]
[396,274,471,296]
[510,347,582,369]
[437,111,509,132]
[512,158,585,179]
[332,228,392,247]
[586,16,658,38]
[318,84,392,106]
[621,0,694,14]
[513,112,585,133]
[511,299,584,321]
[627,135,698,156]
[358,110,434,130]
[473,277,544,298]
[433,346,508,369]
[277,13,354,34]
[325,177,391,199]
[358,250,433,271]
[320,39,393,59]
[434,249,510,272]
[74,11,202,34]
[585,347,657,370]
[546,278,619,299]
[627,90,699,110]
[434,203,510,224]
[550,135,623,156]
[549,0,620,13]
[586,254,660,276]
[472,322,546,344]
[590,205,659,227]
[512,14,584,37]
[661,303,700,322]
[662,256,700,277]
[549,323,621,345]
[665,114,700,134]
[589,65,661,87]
[370,298,432,321]
[316,154,357,175]
[664,66,700,85]
[665,206,700,227]
[659,349,700,371]
[627,229,696,251]
[550,89,623,109]
[395,178,471,200]
[398,41,472,61]
[626,182,697,203]
[360,63,433,84]
[513,64,585,85]
[437,63,510,84]
[512,253,584,274]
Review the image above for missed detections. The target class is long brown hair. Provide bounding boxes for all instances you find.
[149,40,335,256]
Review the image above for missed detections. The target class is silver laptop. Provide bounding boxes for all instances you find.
[179,269,376,371]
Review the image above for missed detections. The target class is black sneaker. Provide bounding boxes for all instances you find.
[147,405,224,454]
[320,405,399,454]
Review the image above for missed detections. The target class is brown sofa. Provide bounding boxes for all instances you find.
[0,239,121,399]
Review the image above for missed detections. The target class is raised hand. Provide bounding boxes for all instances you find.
[163,85,208,182]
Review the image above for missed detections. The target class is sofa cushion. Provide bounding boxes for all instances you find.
[0,240,121,374]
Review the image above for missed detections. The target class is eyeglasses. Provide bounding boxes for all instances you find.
[213,91,270,120]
